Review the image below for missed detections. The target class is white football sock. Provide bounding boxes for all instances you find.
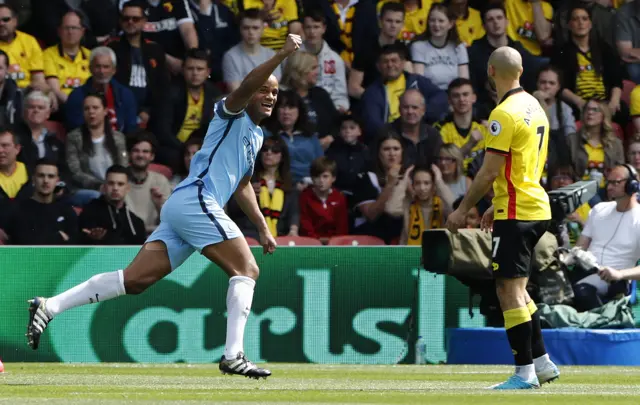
[533,353,552,371]
[223,276,256,360]
[46,270,125,318]
[515,364,536,382]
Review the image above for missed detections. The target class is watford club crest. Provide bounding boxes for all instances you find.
[163,2,173,13]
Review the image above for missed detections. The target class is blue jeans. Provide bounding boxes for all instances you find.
[69,189,101,206]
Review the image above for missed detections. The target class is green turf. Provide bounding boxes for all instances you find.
[2,363,640,404]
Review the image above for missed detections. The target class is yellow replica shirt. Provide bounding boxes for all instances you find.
[485,87,551,221]
[434,117,487,173]
[630,85,640,117]
[456,7,485,47]
[583,142,605,186]
[43,44,91,96]
[386,74,406,122]
[177,89,204,143]
[0,161,28,198]
[0,31,44,88]
[243,0,298,51]
[505,0,553,56]
[377,0,437,42]
[575,51,606,100]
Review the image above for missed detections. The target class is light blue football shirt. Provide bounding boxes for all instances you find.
[174,98,264,205]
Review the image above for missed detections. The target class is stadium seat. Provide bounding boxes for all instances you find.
[275,236,322,246]
[45,120,67,142]
[327,235,386,246]
[246,237,260,246]
[149,163,173,180]
[621,80,636,106]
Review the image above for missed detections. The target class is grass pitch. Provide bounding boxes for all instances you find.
[1,363,640,404]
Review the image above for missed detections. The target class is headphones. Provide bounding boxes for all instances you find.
[622,164,639,196]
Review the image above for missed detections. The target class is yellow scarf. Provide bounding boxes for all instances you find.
[407,196,443,246]
[259,179,285,237]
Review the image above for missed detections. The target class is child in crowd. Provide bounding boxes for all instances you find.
[452,196,481,230]
[299,157,348,240]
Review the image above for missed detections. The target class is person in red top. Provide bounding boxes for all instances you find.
[299,156,348,239]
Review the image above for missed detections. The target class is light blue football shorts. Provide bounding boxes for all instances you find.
[146,180,243,270]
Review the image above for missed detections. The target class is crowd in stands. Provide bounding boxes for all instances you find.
[1,0,640,249]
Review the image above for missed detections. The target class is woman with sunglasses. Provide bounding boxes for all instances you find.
[435,143,471,200]
[227,136,299,239]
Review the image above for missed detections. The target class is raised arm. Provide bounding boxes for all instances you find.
[225,34,302,114]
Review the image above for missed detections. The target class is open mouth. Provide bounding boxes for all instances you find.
[261,103,273,109]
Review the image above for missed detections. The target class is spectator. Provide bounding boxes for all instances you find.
[350,130,407,244]
[467,2,536,112]
[504,0,553,57]
[533,65,577,137]
[0,4,46,91]
[194,0,239,83]
[79,164,146,245]
[108,0,171,133]
[554,0,616,52]
[238,0,302,51]
[43,11,91,110]
[307,0,378,67]
[325,114,369,198]
[452,195,481,229]
[125,130,172,233]
[227,135,299,238]
[349,2,410,100]
[627,136,640,174]
[631,85,640,133]
[436,143,471,200]
[119,0,199,75]
[281,51,339,147]
[568,99,624,185]
[0,49,21,127]
[387,88,442,167]
[0,128,31,227]
[3,159,78,245]
[386,164,454,245]
[615,0,640,84]
[434,78,487,173]
[411,3,469,91]
[449,0,485,47]
[222,8,282,93]
[298,156,348,239]
[66,46,138,134]
[360,44,448,142]
[263,90,323,187]
[551,5,625,124]
[300,10,349,112]
[66,92,128,198]
[171,133,203,188]
[375,0,425,42]
[159,48,220,168]
[547,163,589,248]
[15,90,67,179]
[575,164,640,310]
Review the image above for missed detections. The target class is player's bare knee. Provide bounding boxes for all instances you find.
[240,261,260,280]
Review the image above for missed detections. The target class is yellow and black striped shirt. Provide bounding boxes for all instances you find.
[331,0,356,65]
[434,117,488,173]
[575,51,606,100]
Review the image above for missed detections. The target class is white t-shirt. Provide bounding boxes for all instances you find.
[581,201,640,270]
[410,40,468,90]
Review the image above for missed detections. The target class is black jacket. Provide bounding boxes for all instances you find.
[388,119,443,167]
[15,121,68,180]
[159,80,220,148]
[4,198,78,245]
[325,137,370,197]
[78,196,146,245]
[0,166,32,229]
[0,78,22,127]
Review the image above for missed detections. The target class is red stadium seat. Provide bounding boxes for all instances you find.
[246,237,260,246]
[149,163,173,180]
[327,235,386,246]
[45,120,67,142]
[622,80,636,106]
[275,236,322,246]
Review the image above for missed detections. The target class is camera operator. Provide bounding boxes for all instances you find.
[574,164,640,306]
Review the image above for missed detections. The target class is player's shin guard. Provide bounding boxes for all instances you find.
[527,301,547,359]
[504,307,533,367]
[46,270,126,317]
[224,276,255,360]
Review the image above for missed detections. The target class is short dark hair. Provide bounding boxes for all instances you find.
[35,158,59,172]
[0,4,16,18]
[106,164,130,180]
[121,0,149,15]
[481,2,506,24]
[447,77,474,95]
[303,9,326,24]
[0,49,9,67]
[379,43,408,61]
[61,10,85,26]
[410,164,434,182]
[128,130,158,154]
[184,48,210,66]
[310,156,337,178]
[238,8,264,23]
[380,2,405,18]
[0,126,18,145]
[337,113,363,130]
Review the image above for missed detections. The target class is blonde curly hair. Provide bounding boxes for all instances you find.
[281,51,317,90]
